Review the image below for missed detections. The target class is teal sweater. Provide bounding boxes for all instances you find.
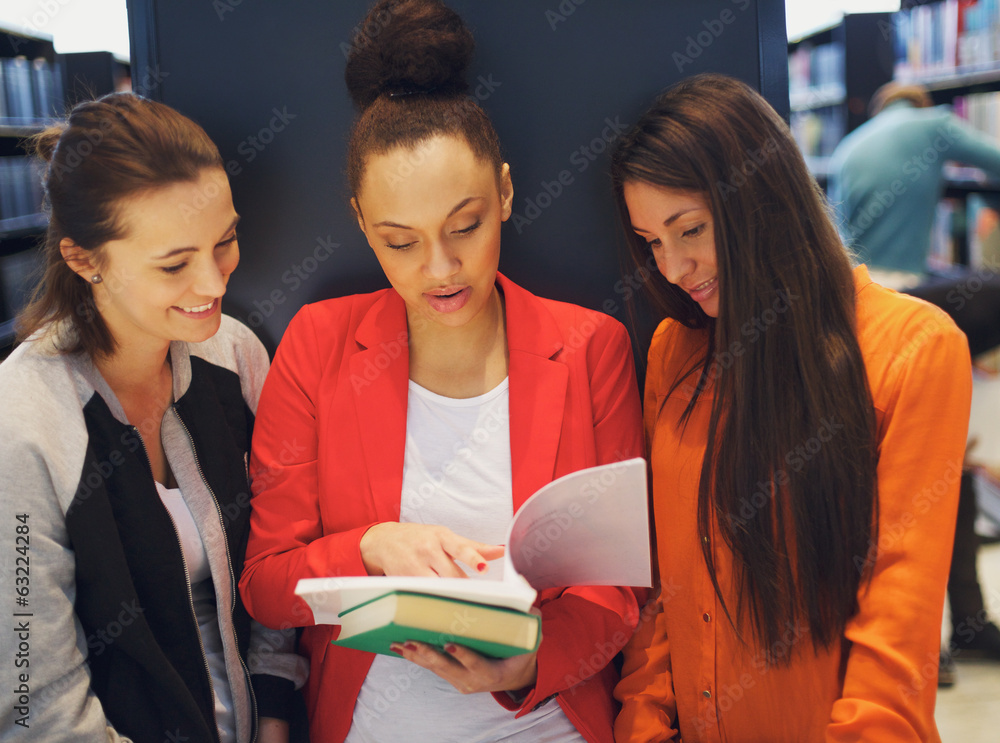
[828,100,1000,274]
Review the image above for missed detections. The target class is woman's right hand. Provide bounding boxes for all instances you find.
[360,522,504,577]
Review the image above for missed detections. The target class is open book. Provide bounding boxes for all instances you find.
[294,457,650,654]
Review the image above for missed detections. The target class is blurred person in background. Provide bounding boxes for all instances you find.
[830,81,1000,684]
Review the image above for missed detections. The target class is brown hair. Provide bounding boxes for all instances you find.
[344,0,502,198]
[869,81,933,117]
[612,74,878,660]
[17,93,224,356]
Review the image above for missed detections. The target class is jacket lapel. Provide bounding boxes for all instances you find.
[500,275,568,511]
[349,290,410,522]
[348,276,569,518]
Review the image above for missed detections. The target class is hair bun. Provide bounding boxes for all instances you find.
[345,0,474,110]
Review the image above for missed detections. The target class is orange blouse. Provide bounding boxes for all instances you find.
[615,266,972,742]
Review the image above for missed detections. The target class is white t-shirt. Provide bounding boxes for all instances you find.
[345,379,583,743]
[156,481,235,743]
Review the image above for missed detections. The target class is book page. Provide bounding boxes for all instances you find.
[506,457,651,590]
[295,574,537,625]
[294,458,651,625]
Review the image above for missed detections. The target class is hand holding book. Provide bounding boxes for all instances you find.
[388,629,540,695]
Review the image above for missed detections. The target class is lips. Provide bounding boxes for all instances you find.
[684,277,718,303]
[424,285,471,313]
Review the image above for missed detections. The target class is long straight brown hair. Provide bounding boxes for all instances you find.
[612,74,879,659]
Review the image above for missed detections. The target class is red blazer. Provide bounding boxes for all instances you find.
[240,274,645,743]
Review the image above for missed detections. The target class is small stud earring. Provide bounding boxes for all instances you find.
[90,275,103,284]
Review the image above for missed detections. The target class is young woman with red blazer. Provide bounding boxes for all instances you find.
[238,2,644,741]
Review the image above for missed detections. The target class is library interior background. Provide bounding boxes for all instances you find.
[0,1,998,741]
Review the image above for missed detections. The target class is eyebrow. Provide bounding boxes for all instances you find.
[152,214,241,260]
[373,197,484,230]
[632,207,702,233]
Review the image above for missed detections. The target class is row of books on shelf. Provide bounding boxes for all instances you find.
[894,0,1000,81]
[791,83,1000,168]
[928,193,1000,270]
[790,107,845,159]
[0,248,40,327]
[952,89,1000,141]
[0,156,44,223]
[0,56,63,125]
[788,41,846,101]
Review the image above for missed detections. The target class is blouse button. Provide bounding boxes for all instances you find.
[703,612,711,622]
[703,689,712,699]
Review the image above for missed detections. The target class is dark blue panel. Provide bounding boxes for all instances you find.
[127,0,786,353]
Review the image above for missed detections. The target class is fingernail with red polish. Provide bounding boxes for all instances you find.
[477,562,487,572]
[390,644,404,654]
[445,643,458,654]
[404,642,418,651]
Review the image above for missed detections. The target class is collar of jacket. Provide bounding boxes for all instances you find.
[349,272,569,516]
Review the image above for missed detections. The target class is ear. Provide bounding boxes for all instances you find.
[499,163,513,222]
[59,238,99,281]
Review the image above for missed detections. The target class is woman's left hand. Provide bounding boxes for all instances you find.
[389,640,538,695]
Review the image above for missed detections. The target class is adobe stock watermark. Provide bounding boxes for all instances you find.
[854,457,963,575]
[244,235,340,328]
[679,288,800,397]
[177,171,230,223]
[399,400,509,513]
[947,259,1000,312]
[10,0,72,51]
[723,416,844,529]
[249,437,310,498]
[339,1,404,59]
[162,729,192,743]
[673,0,752,73]
[86,600,145,657]
[132,64,171,98]
[511,115,629,234]
[73,265,139,327]
[842,120,963,243]
[64,389,177,515]
[545,0,586,31]
[886,311,956,375]
[688,620,809,737]
[896,589,997,703]
[382,76,502,189]
[225,106,297,177]
[561,578,682,696]
[48,65,168,183]
[517,454,634,567]
[214,0,244,21]
[716,138,779,200]
[50,118,114,183]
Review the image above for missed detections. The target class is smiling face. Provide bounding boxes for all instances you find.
[623,181,719,318]
[78,168,240,353]
[352,135,513,334]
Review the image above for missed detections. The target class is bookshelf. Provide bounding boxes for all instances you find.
[788,13,895,175]
[894,0,1000,157]
[0,30,129,354]
[61,51,131,107]
[891,0,1000,269]
[0,24,64,354]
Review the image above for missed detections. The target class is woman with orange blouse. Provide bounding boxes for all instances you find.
[611,74,971,742]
